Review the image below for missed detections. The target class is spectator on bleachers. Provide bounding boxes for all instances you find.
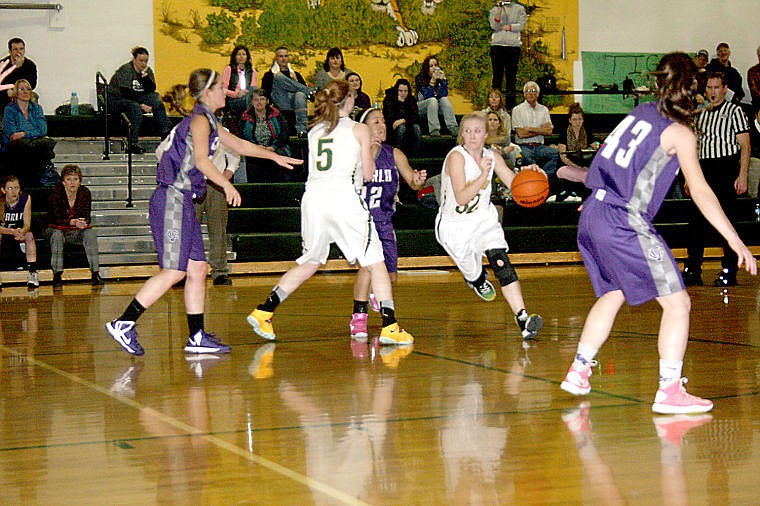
[485,111,517,168]
[0,38,37,113]
[512,80,559,192]
[481,88,511,132]
[45,164,103,287]
[0,174,38,288]
[261,46,314,137]
[2,79,56,188]
[706,42,745,104]
[240,89,294,182]
[748,45,760,113]
[382,78,422,156]
[222,44,257,135]
[346,72,371,119]
[108,46,172,154]
[314,48,352,91]
[414,55,458,136]
[555,102,596,201]
[694,49,709,106]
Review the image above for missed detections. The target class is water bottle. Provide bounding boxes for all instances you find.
[754,202,760,222]
[70,91,79,116]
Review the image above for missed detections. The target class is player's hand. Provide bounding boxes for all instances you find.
[734,177,748,195]
[413,169,427,187]
[274,155,304,171]
[731,240,757,275]
[223,183,242,207]
[521,163,545,175]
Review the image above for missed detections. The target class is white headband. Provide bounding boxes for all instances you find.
[193,70,216,99]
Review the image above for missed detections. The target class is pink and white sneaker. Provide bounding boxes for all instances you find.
[369,293,380,313]
[560,360,598,396]
[652,378,713,414]
[350,312,368,340]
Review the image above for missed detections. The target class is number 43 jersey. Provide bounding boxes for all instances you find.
[585,101,679,220]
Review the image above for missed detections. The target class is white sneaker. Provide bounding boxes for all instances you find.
[27,271,39,289]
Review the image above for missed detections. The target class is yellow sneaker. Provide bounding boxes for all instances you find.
[380,344,413,368]
[248,343,275,379]
[379,322,414,345]
[247,309,276,340]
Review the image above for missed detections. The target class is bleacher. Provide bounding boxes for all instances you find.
[2,112,758,284]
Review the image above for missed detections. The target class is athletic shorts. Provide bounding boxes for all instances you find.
[297,186,384,267]
[578,196,684,306]
[435,205,508,282]
[149,185,206,271]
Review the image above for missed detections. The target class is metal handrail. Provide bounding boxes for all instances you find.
[0,3,62,10]
[96,71,110,160]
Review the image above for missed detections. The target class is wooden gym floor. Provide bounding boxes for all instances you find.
[1,261,760,505]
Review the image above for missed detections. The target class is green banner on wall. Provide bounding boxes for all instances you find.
[581,51,664,113]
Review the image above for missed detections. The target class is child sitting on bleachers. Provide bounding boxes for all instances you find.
[0,174,38,289]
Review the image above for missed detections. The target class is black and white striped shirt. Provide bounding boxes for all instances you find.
[694,100,749,159]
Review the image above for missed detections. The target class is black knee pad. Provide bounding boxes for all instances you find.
[486,249,518,286]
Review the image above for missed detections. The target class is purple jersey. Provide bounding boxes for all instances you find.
[579,102,684,305]
[3,193,28,228]
[156,103,220,197]
[361,144,399,223]
[585,102,678,220]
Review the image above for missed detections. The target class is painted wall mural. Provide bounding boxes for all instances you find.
[154,0,579,113]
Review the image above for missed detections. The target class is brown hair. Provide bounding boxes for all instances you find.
[311,79,350,134]
[651,52,697,125]
[188,68,219,101]
[60,164,82,181]
[162,84,190,117]
[568,102,584,117]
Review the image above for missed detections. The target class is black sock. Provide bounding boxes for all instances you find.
[120,299,146,323]
[380,305,396,327]
[468,268,487,287]
[353,300,369,314]
[258,290,281,312]
[27,262,37,273]
[187,313,204,336]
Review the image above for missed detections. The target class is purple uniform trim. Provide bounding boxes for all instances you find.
[373,220,398,273]
[150,180,206,272]
[580,102,684,305]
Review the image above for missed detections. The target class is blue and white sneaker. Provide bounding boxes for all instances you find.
[184,330,231,354]
[106,319,144,356]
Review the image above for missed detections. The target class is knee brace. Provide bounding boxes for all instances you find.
[486,249,518,287]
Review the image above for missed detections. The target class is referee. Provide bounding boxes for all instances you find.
[683,71,751,287]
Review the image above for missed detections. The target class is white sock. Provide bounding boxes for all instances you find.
[659,359,683,388]
[574,344,598,366]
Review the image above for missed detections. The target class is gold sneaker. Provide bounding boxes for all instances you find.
[247,309,276,340]
[379,322,414,345]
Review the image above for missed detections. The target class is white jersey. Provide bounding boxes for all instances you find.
[437,145,495,222]
[297,115,383,267]
[307,116,361,191]
[435,145,507,281]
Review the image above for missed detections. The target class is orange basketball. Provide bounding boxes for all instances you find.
[510,170,550,208]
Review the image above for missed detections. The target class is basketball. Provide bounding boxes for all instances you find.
[511,170,550,208]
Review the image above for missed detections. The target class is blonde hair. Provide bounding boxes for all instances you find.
[456,112,488,145]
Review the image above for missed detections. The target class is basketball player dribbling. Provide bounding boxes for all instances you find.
[435,112,544,339]
[560,52,757,414]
